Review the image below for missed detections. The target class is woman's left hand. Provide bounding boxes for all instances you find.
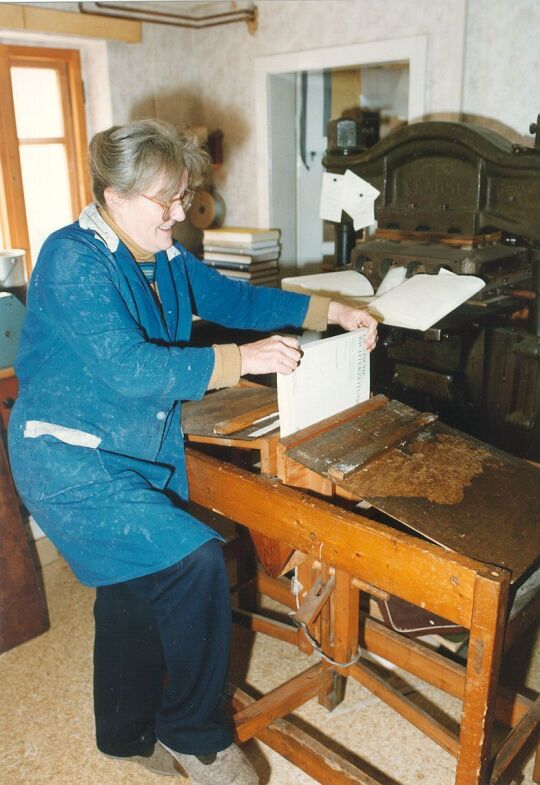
[327,300,378,352]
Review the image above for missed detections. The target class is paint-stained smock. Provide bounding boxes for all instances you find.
[8,205,310,587]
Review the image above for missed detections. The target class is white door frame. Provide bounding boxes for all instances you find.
[255,35,430,229]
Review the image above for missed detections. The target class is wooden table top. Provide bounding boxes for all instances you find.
[285,396,540,584]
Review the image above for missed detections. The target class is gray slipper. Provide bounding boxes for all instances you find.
[158,740,259,785]
[102,744,180,776]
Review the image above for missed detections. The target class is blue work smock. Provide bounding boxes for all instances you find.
[8,205,310,586]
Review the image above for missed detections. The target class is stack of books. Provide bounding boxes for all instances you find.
[202,227,280,286]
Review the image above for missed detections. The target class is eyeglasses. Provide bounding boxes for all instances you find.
[140,189,196,221]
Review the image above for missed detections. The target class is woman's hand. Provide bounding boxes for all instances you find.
[240,335,302,376]
[327,301,378,352]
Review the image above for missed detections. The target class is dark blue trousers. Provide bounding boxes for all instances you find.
[93,539,233,757]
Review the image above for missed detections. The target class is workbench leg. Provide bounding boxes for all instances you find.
[533,745,540,783]
[235,526,258,611]
[318,670,347,711]
[314,564,333,709]
[455,569,510,785]
[319,570,359,711]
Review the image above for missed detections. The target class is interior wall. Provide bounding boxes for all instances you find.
[108,0,534,228]
[183,0,468,226]
[463,0,539,144]
[5,0,536,228]
[106,22,200,129]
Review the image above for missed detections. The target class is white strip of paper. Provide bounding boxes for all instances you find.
[342,170,380,231]
[319,172,345,222]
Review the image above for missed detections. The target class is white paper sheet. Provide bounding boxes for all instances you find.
[319,173,345,222]
[281,270,374,300]
[342,170,380,230]
[368,269,485,331]
[376,265,408,296]
[277,329,370,437]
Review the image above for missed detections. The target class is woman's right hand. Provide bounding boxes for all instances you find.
[239,335,301,376]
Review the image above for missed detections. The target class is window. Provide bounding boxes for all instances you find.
[0,45,90,277]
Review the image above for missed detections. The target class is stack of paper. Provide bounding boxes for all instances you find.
[281,269,374,303]
[368,268,484,331]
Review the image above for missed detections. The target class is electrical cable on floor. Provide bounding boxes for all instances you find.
[295,619,363,668]
[289,566,362,668]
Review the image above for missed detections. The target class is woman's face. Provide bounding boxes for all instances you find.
[104,171,189,254]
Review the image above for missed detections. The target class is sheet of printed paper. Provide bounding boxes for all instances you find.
[281,270,374,300]
[376,265,407,296]
[277,329,370,438]
[319,173,345,222]
[368,269,485,331]
[342,170,380,230]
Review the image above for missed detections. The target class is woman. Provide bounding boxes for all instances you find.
[8,119,377,784]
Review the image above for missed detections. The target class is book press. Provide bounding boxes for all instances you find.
[178,116,540,785]
[325,114,540,461]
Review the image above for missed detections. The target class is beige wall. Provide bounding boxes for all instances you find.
[105,0,537,226]
[4,1,537,226]
[107,0,466,225]
[463,0,539,144]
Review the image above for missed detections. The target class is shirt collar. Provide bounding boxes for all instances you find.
[78,203,182,262]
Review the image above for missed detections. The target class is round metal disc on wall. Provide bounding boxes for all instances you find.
[188,190,226,230]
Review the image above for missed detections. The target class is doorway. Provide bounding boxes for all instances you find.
[255,37,428,276]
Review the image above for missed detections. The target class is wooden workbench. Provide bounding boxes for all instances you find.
[182,384,540,785]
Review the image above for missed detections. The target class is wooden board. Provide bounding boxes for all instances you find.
[285,400,540,584]
[182,382,278,439]
[0,427,49,652]
[375,228,502,248]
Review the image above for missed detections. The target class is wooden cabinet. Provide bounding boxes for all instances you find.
[0,368,17,428]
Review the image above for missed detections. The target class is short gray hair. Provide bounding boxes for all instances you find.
[89,119,211,206]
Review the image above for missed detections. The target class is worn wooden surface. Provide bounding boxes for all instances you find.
[183,383,287,575]
[256,572,536,729]
[375,228,502,248]
[327,411,437,481]
[182,382,277,439]
[213,401,278,435]
[234,663,331,742]
[490,696,540,785]
[183,387,540,785]
[285,398,540,583]
[233,686,382,785]
[455,570,510,784]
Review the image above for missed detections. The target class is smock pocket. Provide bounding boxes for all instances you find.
[14,425,111,504]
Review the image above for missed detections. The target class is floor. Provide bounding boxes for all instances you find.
[1,556,538,785]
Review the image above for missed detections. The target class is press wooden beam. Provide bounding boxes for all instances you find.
[234,664,331,742]
[232,686,384,785]
[0,4,141,43]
